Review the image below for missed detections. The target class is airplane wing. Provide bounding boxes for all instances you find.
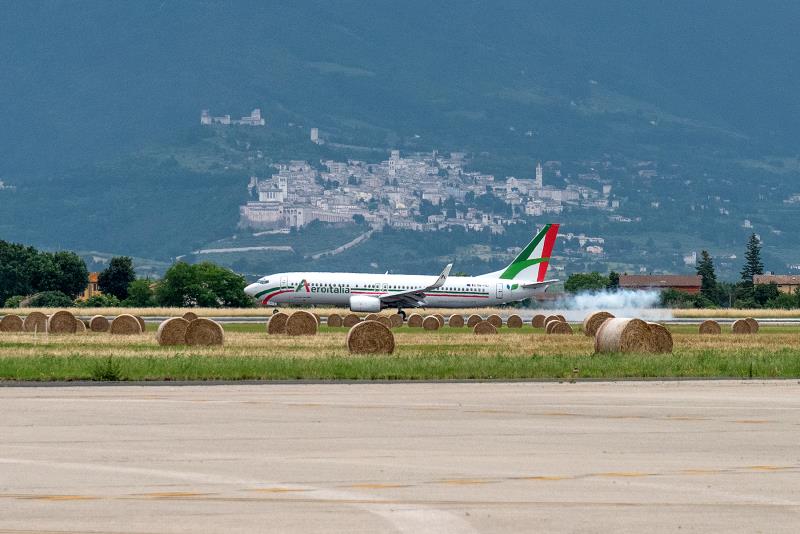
[379,263,453,308]
[520,279,559,289]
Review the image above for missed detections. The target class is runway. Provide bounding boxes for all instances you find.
[1,381,799,533]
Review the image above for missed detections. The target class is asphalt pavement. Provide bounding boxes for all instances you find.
[1,381,799,532]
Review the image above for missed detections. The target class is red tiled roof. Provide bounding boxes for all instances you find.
[619,275,702,288]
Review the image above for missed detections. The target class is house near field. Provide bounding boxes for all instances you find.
[753,275,800,294]
[619,274,702,294]
[79,272,102,301]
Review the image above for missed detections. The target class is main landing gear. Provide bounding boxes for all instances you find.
[396,308,407,320]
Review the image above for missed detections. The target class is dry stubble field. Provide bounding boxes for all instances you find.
[0,322,799,381]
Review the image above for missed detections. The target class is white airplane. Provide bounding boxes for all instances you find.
[244,223,560,316]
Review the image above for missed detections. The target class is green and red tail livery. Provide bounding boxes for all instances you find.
[498,223,559,282]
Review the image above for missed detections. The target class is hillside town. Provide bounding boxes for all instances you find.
[239,151,617,241]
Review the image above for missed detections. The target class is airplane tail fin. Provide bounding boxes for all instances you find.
[478,223,559,282]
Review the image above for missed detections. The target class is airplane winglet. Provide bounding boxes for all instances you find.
[430,263,453,289]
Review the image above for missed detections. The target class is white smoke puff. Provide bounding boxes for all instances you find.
[547,289,672,322]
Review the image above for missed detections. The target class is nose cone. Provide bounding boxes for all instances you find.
[244,283,260,297]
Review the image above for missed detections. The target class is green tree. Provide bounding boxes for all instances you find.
[607,271,620,290]
[27,290,74,308]
[753,283,780,306]
[765,291,799,309]
[4,295,24,308]
[155,262,252,308]
[565,272,609,293]
[98,257,136,300]
[695,250,718,299]
[77,294,121,308]
[51,251,89,298]
[740,233,764,283]
[124,279,156,307]
[0,240,87,302]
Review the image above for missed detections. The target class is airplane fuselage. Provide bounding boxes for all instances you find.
[245,271,548,309]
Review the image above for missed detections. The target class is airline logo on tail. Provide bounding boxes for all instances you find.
[499,223,559,282]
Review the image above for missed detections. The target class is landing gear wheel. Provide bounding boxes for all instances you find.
[397,309,407,320]
[272,309,279,315]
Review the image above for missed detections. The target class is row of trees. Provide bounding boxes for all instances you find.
[0,241,89,305]
[1,240,252,308]
[564,233,799,309]
[687,233,799,309]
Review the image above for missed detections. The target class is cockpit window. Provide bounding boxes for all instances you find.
[257,277,269,284]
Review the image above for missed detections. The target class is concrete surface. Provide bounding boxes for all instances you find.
[1,381,799,533]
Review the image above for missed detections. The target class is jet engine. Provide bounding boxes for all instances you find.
[349,295,381,312]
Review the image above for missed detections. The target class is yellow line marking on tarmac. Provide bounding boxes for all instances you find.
[138,492,212,498]
[17,495,98,501]
[344,483,411,489]
[250,488,310,493]
[681,468,722,475]
[747,465,790,471]
[517,475,572,481]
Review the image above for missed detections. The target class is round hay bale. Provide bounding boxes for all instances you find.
[466,314,482,327]
[0,314,24,333]
[433,314,445,328]
[745,317,759,333]
[448,314,464,328]
[556,314,566,322]
[532,314,546,328]
[346,320,395,354]
[389,313,404,328]
[473,320,498,335]
[134,315,146,333]
[327,313,343,327]
[583,311,615,337]
[376,315,393,328]
[182,311,199,322]
[549,321,573,335]
[47,310,77,335]
[185,318,224,346]
[422,315,440,330]
[89,315,110,333]
[698,320,721,335]
[109,314,142,335]
[732,319,752,334]
[23,311,48,333]
[545,320,562,334]
[267,312,289,335]
[156,317,190,346]
[594,318,655,354]
[312,313,321,326]
[507,314,523,328]
[343,313,361,328]
[407,313,423,327]
[486,314,502,328]
[74,319,86,333]
[286,311,318,336]
[365,313,380,322]
[544,315,561,328]
[647,322,673,353]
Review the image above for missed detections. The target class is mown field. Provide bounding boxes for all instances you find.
[1,324,799,381]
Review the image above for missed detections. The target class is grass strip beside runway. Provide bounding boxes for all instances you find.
[1,350,799,381]
[1,326,799,381]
